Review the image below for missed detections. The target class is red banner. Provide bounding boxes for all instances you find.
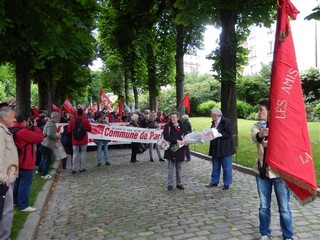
[181,93,190,115]
[267,0,317,204]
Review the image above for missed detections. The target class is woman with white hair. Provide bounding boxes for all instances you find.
[206,108,236,190]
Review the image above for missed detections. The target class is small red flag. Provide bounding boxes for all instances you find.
[51,103,61,113]
[116,97,124,115]
[62,98,75,115]
[267,0,317,204]
[32,106,39,117]
[181,93,190,115]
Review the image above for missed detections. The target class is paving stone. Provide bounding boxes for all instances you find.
[17,148,320,240]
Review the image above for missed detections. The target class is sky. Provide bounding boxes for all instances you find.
[90,0,319,72]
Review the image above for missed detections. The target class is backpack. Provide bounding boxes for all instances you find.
[73,118,86,141]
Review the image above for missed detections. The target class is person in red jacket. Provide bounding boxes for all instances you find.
[67,108,92,174]
[12,114,44,212]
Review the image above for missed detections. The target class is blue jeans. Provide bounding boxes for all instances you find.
[210,155,232,186]
[97,140,109,164]
[256,175,293,239]
[13,169,34,210]
[167,160,183,186]
[39,145,52,176]
[148,143,162,160]
[72,144,88,171]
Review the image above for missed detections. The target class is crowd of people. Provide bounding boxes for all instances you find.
[0,101,294,240]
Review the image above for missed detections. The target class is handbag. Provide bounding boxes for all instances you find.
[157,134,170,150]
[137,143,147,154]
[53,140,67,160]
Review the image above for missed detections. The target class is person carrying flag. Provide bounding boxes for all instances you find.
[251,99,293,240]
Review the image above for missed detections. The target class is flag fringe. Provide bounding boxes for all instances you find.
[272,168,317,205]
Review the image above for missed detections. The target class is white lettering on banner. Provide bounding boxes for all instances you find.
[56,123,163,144]
[299,152,312,164]
[281,68,298,95]
[275,99,287,119]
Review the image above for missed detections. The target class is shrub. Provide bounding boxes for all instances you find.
[196,101,220,116]
[237,100,254,119]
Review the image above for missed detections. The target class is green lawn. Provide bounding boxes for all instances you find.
[189,117,320,185]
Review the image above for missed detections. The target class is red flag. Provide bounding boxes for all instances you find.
[99,88,113,112]
[32,106,39,117]
[62,98,75,115]
[181,93,190,115]
[267,0,317,204]
[116,97,124,114]
[51,103,61,113]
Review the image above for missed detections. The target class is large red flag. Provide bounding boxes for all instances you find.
[181,93,190,115]
[267,0,317,204]
[99,88,113,112]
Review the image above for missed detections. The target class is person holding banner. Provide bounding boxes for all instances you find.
[129,114,142,163]
[146,112,165,162]
[163,111,188,191]
[95,112,110,167]
[251,99,293,240]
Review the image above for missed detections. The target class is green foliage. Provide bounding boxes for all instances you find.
[184,72,221,116]
[30,83,38,106]
[237,100,254,119]
[0,63,15,99]
[301,67,320,103]
[236,63,270,106]
[197,100,220,116]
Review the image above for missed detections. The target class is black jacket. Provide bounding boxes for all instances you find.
[209,117,236,158]
[163,120,188,161]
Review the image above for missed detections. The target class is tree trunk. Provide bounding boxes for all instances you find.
[220,6,238,146]
[124,69,129,107]
[133,86,139,110]
[15,57,31,116]
[146,44,158,111]
[175,25,185,115]
[38,79,51,112]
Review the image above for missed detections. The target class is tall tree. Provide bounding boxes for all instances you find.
[0,0,97,114]
[209,0,277,144]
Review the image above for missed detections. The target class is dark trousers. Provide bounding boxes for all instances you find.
[130,143,140,162]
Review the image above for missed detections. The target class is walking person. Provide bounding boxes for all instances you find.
[146,112,165,162]
[95,112,110,167]
[67,108,92,173]
[206,107,236,190]
[39,112,61,180]
[0,106,19,239]
[12,114,44,212]
[163,111,188,191]
[251,99,294,240]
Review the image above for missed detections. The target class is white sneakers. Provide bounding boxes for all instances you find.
[40,174,53,180]
[261,236,269,240]
[20,207,36,212]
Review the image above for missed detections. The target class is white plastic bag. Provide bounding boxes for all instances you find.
[183,128,222,144]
